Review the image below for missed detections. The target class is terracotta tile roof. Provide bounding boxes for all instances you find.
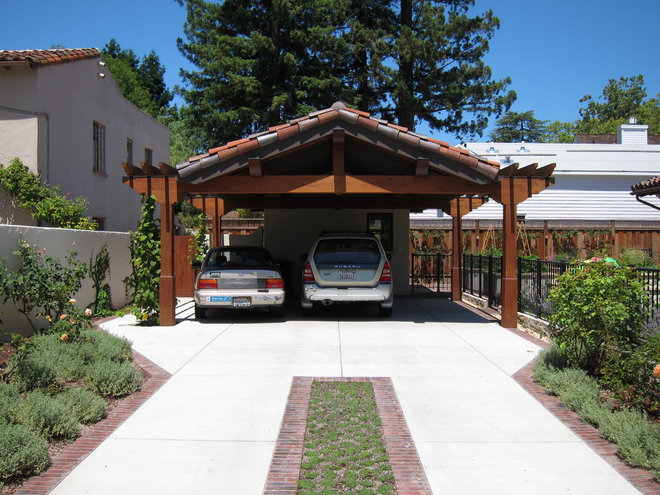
[631,176,660,196]
[0,48,100,67]
[178,101,502,180]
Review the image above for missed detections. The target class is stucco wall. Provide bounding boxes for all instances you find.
[0,225,131,337]
[264,209,410,296]
[0,58,169,232]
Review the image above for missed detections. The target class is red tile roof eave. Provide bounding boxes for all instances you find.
[0,48,101,67]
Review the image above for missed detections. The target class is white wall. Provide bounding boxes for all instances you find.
[0,225,131,336]
[0,58,169,232]
[0,187,37,226]
[264,209,410,295]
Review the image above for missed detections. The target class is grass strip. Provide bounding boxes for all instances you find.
[298,381,397,495]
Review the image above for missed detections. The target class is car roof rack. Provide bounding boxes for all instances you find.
[319,230,374,237]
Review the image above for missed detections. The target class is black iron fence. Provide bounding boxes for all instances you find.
[462,254,501,308]
[410,253,452,294]
[433,254,660,322]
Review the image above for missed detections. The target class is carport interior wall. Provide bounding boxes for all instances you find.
[123,102,555,327]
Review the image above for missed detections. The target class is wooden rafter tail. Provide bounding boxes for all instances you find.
[497,163,519,177]
[516,163,538,176]
[141,161,162,176]
[159,162,178,176]
[122,162,143,176]
[535,163,557,177]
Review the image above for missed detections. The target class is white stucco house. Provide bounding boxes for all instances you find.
[0,48,169,232]
[412,121,660,223]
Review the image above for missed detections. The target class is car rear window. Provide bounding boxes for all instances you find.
[313,239,381,265]
[205,249,273,268]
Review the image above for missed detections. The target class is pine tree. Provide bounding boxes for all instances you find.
[390,0,515,135]
[489,110,548,142]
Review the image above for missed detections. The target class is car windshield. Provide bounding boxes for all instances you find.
[313,239,381,265]
[205,248,273,268]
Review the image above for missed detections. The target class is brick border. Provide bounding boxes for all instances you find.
[513,361,660,495]
[16,349,171,495]
[263,376,431,495]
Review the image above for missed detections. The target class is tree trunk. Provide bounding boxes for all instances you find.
[396,0,415,131]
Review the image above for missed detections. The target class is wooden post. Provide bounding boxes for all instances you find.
[450,199,463,301]
[500,179,518,328]
[212,198,224,247]
[159,178,176,327]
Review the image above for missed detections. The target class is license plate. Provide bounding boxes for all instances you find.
[339,270,356,280]
[232,297,251,307]
[210,296,231,302]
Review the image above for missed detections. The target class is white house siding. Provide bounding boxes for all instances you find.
[0,56,169,232]
[410,141,660,222]
[264,209,410,295]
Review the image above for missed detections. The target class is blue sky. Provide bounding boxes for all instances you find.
[2,0,659,144]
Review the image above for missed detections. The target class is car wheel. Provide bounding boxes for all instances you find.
[379,305,392,317]
[195,304,206,320]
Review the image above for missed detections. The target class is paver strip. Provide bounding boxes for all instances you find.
[263,376,432,495]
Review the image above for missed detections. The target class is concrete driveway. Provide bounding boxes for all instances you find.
[50,298,641,495]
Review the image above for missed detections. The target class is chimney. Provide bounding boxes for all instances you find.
[617,117,648,145]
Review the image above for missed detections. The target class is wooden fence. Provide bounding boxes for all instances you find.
[410,219,660,264]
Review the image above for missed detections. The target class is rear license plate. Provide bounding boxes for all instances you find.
[232,297,251,307]
[339,270,356,280]
[210,296,231,302]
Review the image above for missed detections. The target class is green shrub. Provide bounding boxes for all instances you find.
[600,333,660,415]
[547,262,649,374]
[84,360,142,398]
[8,351,57,391]
[618,248,654,268]
[55,388,107,424]
[21,391,79,440]
[0,423,49,481]
[0,382,22,424]
[80,330,133,363]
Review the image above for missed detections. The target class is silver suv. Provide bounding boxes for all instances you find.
[300,233,393,316]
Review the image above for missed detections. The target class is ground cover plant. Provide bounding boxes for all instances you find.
[298,381,397,495]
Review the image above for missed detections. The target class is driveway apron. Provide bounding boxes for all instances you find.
[49,298,642,495]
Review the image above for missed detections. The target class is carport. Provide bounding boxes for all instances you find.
[123,102,555,327]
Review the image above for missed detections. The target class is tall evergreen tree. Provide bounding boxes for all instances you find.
[489,110,547,142]
[176,0,515,146]
[391,0,515,135]
[177,0,346,148]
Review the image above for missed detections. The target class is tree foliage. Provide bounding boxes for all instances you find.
[489,110,547,142]
[176,0,515,148]
[575,75,660,135]
[102,39,173,118]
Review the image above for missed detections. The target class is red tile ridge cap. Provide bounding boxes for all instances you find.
[343,106,371,118]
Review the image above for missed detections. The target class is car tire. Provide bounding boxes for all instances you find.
[195,304,206,320]
[379,305,392,317]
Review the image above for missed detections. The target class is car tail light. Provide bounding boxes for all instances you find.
[379,261,392,282]
[266,278,284,289]
[197,278,218,289]
[303,261,315,282]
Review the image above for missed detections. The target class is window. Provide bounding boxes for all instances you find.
[144,147,153,166]
[126,138,133,165]
[367,213,393,251]
[93,121,105,173]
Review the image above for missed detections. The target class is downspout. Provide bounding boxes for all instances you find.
[635,195,660,211]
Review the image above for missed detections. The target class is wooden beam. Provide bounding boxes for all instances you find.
[185,174,498,196]
[449,198,463,301]
[122,162,142,176]
[248,158,263,177]
[123,176,187,204]
[159,189,176,326]
[159,162,178,176]
[141,161,161,176]
[333,129,345,194]
[415,159,429,177]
